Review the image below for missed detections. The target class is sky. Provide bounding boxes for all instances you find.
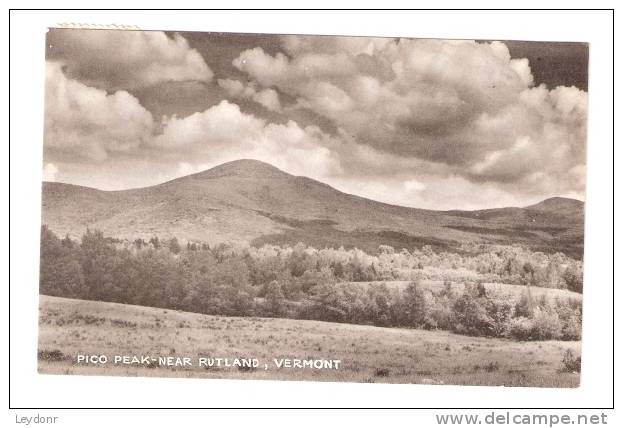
[43,29,588,210]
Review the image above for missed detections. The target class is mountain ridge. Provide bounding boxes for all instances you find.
[43,159,584,211]
[41,159,584,258]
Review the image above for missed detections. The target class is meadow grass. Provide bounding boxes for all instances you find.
[38,295,580,387]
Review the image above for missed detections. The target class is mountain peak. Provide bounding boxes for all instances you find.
[526,197,584,212]
[189,159,291,180]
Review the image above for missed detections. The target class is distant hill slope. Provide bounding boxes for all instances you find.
[41,159,584,257]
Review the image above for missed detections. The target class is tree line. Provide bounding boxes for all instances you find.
[39,226,582,341]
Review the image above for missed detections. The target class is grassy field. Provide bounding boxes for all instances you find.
[38,295,581,387]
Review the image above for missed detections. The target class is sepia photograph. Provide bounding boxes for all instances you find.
[38,28,588,388]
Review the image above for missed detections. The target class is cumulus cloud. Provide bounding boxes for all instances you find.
[47,29,213,90]
[152,100,340,180]
[468,84,587,187]
[232,37,587,198]
[44,62,155,161]
[43,61,339,184]
[217,78,282,112]
[42,32,587,209]
[153,100,264,148]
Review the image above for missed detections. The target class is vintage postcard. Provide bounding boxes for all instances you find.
[38,28,587,387]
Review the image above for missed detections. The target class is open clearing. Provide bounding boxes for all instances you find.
[38,295,580,387]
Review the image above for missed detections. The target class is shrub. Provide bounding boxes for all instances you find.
[265,281,285,316]
[401,282,429,327]
[168,237,181,254]
[374,368,390,377]
[560,349,581,373]
[37,349,69,362]
[563,265,583,293]
[483,361,500,372]
[451,290,495,336]
[555,300,582,341]
[514,289,534,318]
[508,317,534,340]
[530,307,562,340]
[440,280,455,298]
[429,295,454,330]
[561,314,582,341]
[487,298,513,337]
